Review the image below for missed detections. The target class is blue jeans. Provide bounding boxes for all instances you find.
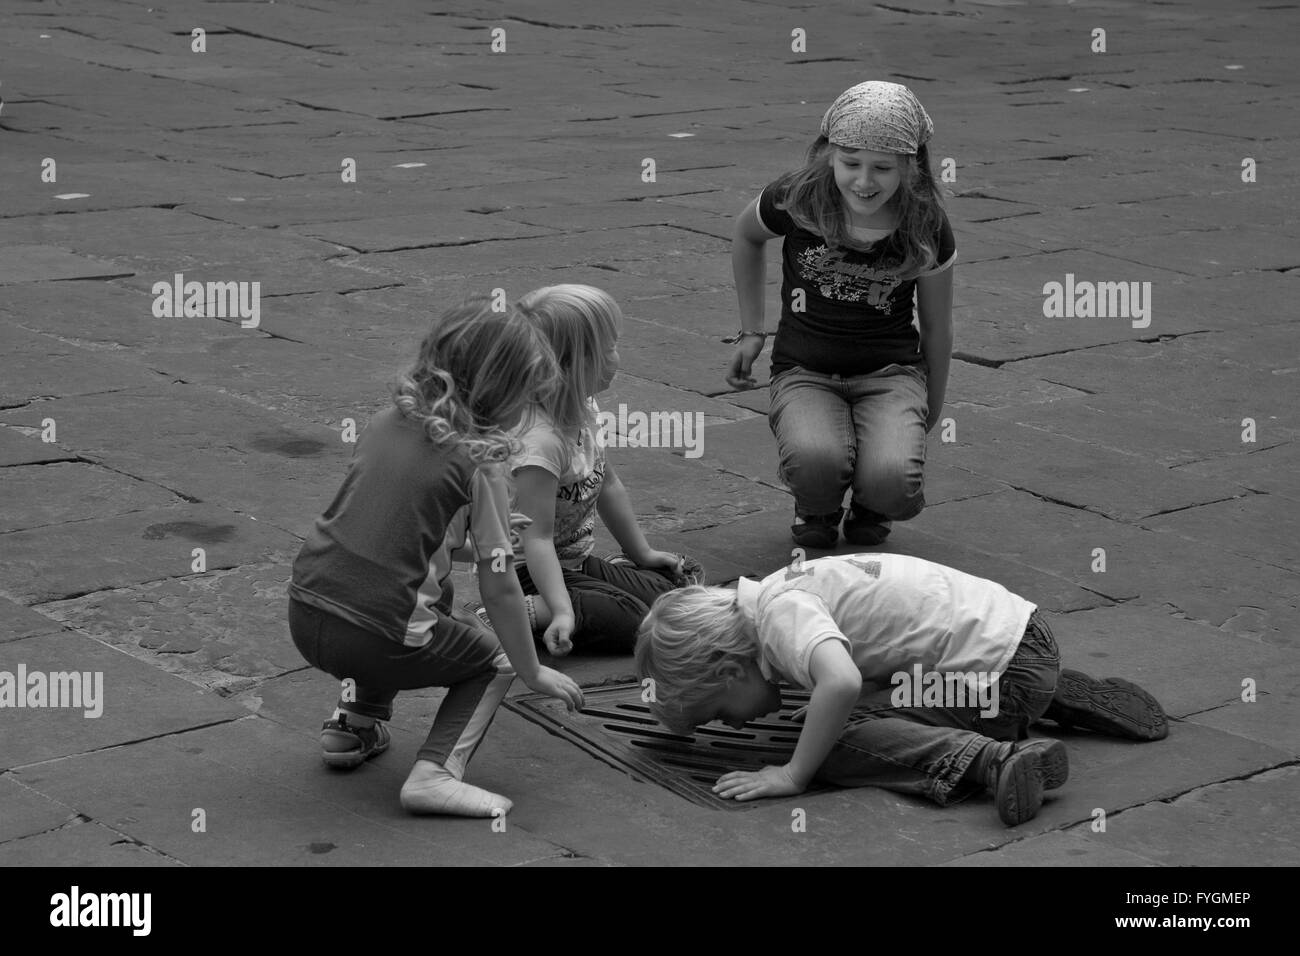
[768,362,929,520]
[815,612,1062,806]
[516,555,679,652]
[289,595,514,776]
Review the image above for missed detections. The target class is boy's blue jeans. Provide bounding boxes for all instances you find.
[768,362,929,520]
[815,612,1061,806]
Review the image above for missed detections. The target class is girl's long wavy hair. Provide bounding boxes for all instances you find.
[774,136,945,279]
[516,284,622,439]
[391,297,558,463]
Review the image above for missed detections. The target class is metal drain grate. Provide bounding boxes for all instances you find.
[505,681,829,810]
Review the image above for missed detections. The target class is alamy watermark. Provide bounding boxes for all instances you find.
[1042,273,1151,329]
[890,664,999,718]
[0,665,103,718]
[151,272,261,328]
[596,404,704,459]
[50,886,150,935]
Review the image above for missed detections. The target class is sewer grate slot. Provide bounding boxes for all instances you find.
[505,681,829,810]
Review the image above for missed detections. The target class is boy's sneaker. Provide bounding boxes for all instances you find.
[1045,670,1168,740]
[986,738,1069,827]
[320,714,391,770]
[792,509,842,549]
[842,503,892,547]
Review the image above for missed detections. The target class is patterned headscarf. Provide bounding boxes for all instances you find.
[820,81,934,155]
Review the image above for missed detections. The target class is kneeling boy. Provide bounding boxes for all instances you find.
[634,553,1166,825]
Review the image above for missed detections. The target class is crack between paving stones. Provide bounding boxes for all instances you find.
[0,813,93,848]
[426,12,616,30]
[950,760,1300,861]
[1001,483,1133,526]
[1134,494,1249,521]
[7,716,251,773]
[222,26,345,53]
[1169,441,1291,470]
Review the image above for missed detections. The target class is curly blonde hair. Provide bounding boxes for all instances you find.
[391,297,557,463]
[634,586,759,735]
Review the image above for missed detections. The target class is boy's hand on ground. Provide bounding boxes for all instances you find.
[526,666,584,711]
[542,613,574,657]
[713,765,803,801]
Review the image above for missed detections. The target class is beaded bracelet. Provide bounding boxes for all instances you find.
[721,330,774,344]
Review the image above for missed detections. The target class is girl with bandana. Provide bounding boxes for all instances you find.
[727,81,955,549]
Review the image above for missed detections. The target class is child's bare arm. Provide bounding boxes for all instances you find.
[714,641,861,801]
[514,465,575,655]
[477,554,583,710]
[727,197,774,390]
[917,267,954,432]
[784,641,862,786]
[596,464,680,574]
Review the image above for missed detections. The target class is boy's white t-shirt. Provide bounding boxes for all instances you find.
[734,554,1036,689]
[509,400,606,569]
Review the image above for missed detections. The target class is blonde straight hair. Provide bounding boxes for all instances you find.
[516,284,622,439]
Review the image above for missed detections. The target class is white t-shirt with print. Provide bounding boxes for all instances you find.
[734,554,1035,689]
[510,400,606,569]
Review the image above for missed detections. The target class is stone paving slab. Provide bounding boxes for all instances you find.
[0,427,77,467]
[0,776,76,845]
[129,336,393,427]
[950,293,1200,366]
[0,599,68,645]
[627,289,773,339]
[1186,660,1300,758]
[0,387,352,535]
[0,207,225,250]
[985,394,1262,468]
[0,462,177,535]
[943,831,1159,867]
[1143,495,1298,572]
[916,491,1300,647]
[0,323,167,404]
[293,212,558,254]
[39,563,300,693]
[1099,227,1295,278]
[10,722,565,867]
[1177,441,1300,501]
[0,503,300,606]
[943,358,1088,410]
[0,819,181,867]
[0,245,132,284]
[114,257,396,300]
[0,631,245,770]
[601,372,758,426]
[1061,766,1300,867]
[603,446,790,536]
[0,282,252,357]
[1008,337,1299,439]
[933,405,1244,521]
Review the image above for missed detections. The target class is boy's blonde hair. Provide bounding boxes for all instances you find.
[634,586,758,735]
[392,297,557,463]
[516,284,622,436]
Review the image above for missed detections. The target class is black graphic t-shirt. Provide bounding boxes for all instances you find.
[756,181,956,376]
